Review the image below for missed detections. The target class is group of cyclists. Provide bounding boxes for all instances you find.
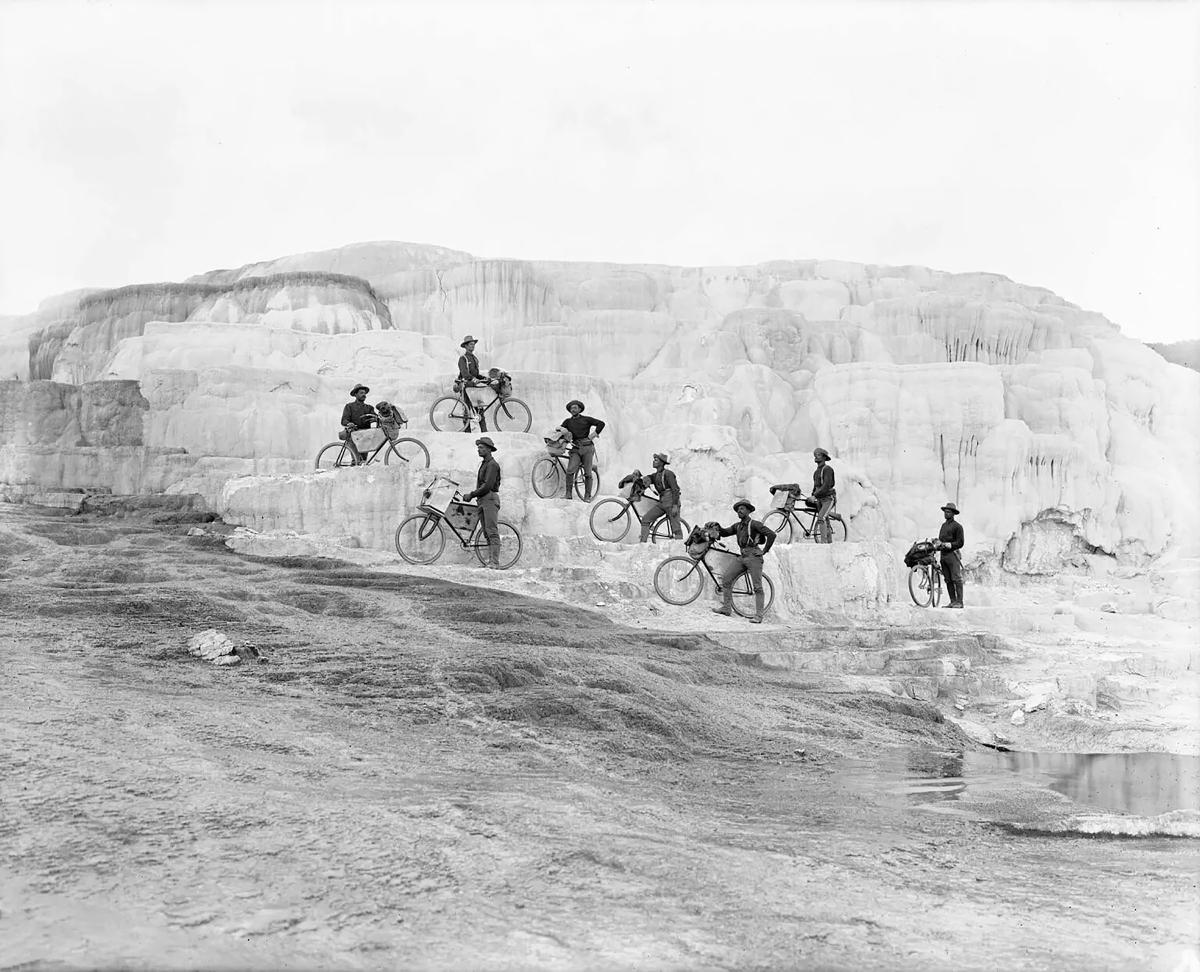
[335,332,966,617]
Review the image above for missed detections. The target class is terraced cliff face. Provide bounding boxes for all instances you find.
[7,241,1199,567]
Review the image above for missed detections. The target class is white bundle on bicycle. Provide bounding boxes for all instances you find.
[543,426,570,457]
[350,428,386,451]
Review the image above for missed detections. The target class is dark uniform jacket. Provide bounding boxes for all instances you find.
[341,401,377,429]
[561,414,605,441]
[466,456,501,501]
[648,468,680,505]
[812,464,835,500]
[458,351,482,383]
[717,518,776,554]
[938,519,964,559]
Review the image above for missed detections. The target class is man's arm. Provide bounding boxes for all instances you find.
[948,522,964,551]
[468,460,500,501]
[457,355,476,381]
[756,519,777,554]
[587,416,605,436]
[716,524,737,538]
[665,470,680,497]
[340,403,354,426]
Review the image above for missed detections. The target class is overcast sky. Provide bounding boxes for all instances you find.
[1,0,1196,342]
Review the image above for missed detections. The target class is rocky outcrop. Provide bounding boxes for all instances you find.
[4,241,1197,572]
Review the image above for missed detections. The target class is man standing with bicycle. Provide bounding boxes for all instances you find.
[560,400,604,502]
[711,499,776,624]
[934,502,965,608]
[462,436,502,569]
[812,447,836,543]
[340,383,377,464]
[457,335,486,433]
[638,453,684,543]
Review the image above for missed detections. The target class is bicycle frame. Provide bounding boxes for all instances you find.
[338,436,393,466]
[418,504,491,552]
[778,501,843,539]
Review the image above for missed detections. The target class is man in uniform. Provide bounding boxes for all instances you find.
[457,335,486,433]
[934,502,965,608]
[462,436,502,568]
[812,447,836,543]
[638,452,684,542]
[711,499,776,624]
[340,383,377,464]
[560,399,605,501]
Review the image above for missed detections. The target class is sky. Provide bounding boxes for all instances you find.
[0,0,1196,343]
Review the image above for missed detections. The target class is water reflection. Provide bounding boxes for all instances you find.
[902,749,1200,817]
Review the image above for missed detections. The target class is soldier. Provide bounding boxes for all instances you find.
[812,447,837,543]
[462,436,502,569]
[457,335,485,432]
[340,383,377,464]
[934,502,965,608]
[711,499,776,624]
[639,453,683,542]
[560,399,605,501]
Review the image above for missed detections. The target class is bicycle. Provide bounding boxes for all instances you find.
[907,542,943,607]
[652,539,776,619]
[761,491,847,543]
[314,415,431,470]
[394,475,523,570]
[588,491,691,544]
[531,446,602,501]
[428,375,532,434]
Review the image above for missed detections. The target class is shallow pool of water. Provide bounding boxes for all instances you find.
[900,749,1200,817]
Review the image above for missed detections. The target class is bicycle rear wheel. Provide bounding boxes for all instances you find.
[314,442,356,470]
[650,515,690,543]
[575,466,601,502]
[761,510,794,544]
[730,570,776,618]
[531,457,563,498]
[493,397,532,433]
[395,513,446,565]
[653,556,706,606]
[429,395,470,432]
[473,519,522,569]
[908,564,934,607]
[383,437,431,469]
[589,498,632,542]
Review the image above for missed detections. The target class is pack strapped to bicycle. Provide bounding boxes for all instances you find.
[769,483,807,512]
[418,475,479,533]
[904,539,938,567]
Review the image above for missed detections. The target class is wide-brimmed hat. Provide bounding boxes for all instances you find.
[350,384,369,396]
[476,436,498,452]
[813,447,831,461]
[566,399,585,412]
[941,502,960,514]
[652,452,669,464]
[460,335,478,348]
[733,498,755,514]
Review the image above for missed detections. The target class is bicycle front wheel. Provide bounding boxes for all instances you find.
[383,437,431,469]
[429,395,470,432]
[761,510,794,544]
[653,556,705,606]
[315,442,355,470]
[531,457,563,498]
[908,564,933,607]
[473,519,523,570]
[395,513,446,565]
[589,498,631,542]
[731,570,776,618]
[650,515,690,543]
[492,397,532,433]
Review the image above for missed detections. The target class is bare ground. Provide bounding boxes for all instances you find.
[1,505,1197,970]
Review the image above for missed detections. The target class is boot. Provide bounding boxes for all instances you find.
[941,579,958,607]
[952,583,964,608]
[712,606,733,617]
[488,542,501,570]
[750,589,765,624]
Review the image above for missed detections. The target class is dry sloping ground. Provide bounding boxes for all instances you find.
[1,505,1196,970]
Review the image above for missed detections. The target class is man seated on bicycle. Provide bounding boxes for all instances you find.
[559,400,605,502]
[711,499,776,624]
[456,335,492,433]
[768,482,805,510]
[340,383,378,464]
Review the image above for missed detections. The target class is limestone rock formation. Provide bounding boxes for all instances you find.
[3,241,1197,575]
